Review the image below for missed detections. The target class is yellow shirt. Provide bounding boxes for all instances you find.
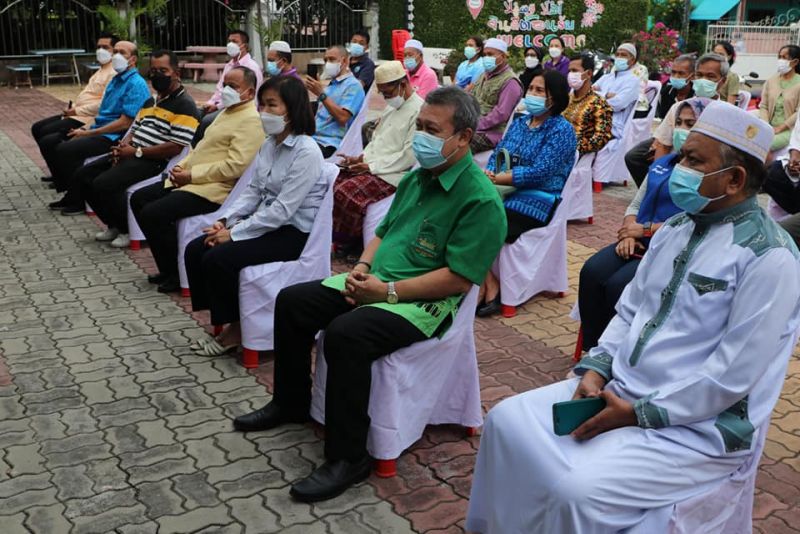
[170,101,265,204]
[73,63,116,125]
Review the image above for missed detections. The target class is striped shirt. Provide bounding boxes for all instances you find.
[130,87,199,148]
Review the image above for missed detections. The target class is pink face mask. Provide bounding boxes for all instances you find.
[567,71,585,90]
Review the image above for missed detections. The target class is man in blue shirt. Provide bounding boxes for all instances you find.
[49,40,150,211]
[303,45,365,158]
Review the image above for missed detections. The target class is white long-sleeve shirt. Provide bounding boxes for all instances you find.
[577,196,800,456]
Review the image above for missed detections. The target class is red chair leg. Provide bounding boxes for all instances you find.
[466,426,478,437]
[592,181,603,193]
[241,348,259,369]
[375,459,397,478]
[129,239,141,250]
[213,325,223,336]
[556,292,565,298]
[573,325,584,362]
[180,288,191,298]
[501,305,517,318]
[587,216,594,225]
[623,180,628,186]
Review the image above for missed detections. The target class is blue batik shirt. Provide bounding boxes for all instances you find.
[91,67,151,141]
[313,72,365,150]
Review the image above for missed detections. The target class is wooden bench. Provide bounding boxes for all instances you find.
[182,62,226,83]
[6,65,34,89]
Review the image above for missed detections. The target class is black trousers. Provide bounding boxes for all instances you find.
[31,115,83,176]
[79,157,169,232]
[578,243,641,351]
[191,109,220,147]
[624,138,654,188]
[317,144,336,158]
[273,281,427,461]
[52,135,114,193]
[131,181,219,277]
[184,226,309,324]
[505,208,546,243]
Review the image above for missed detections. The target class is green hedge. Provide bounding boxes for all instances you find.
[379,0,648,60]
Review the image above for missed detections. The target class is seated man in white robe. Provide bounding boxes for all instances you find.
[466,101,800,534]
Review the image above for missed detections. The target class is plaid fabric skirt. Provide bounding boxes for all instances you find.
[332,169,397,238]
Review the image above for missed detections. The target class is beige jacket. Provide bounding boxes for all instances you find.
[73,63,116,125]
[757,73,800,129]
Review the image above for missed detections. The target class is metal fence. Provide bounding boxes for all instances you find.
[276,0,366,51]
[0,0,101,56]
[706,23,800,56]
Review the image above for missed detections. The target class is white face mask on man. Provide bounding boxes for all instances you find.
[221,85,244,108]
[226,41,241,58]
[96,48,112,65]
[324,61,342,79]
[111,53,129,74]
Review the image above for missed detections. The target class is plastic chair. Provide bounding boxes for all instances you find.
[362,193,395,248]
[592,99,637,188]
[737,90,752,110]
[310,285,482,477]
[491,157,579,317]
[176,161,257,296]
[628,80,661,153]
[233,163,338,367]
[564,152,596,224]
[126,147,189,250]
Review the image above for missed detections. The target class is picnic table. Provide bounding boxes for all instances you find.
[30,49,85,86]
[185,46,227,82]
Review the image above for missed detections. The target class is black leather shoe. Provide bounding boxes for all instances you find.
[48,198,69,210]
[476,294,501,317]
[147,273,167,285]
[233,401,309,432]
[156,276,180,293]
[290,457,372,503]
[60,205,84,216]
[41,175,53,182]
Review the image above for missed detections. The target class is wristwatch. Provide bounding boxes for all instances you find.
[387,281,399,304]
[318,92,328,103]
[135,146,143,159]
[643,221,653,238]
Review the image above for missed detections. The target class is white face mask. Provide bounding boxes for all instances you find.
[260,111,287,135]
[111,53,129,74]
[385,95,405,109]
[96,48,112,65]
[324,61,342,79]
[221,85,243,108]
[778,58,793,75]
[226,41,241,58]
[524,56,539,69]
[549,47,562,59]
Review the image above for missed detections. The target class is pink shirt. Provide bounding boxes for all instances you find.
[407,62,439,99]
[206,52,264,107]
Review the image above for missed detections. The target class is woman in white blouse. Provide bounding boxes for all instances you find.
[186,75,326,356]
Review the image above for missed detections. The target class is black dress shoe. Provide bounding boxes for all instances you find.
[156,276,180,293]
[147,273,167,285]
[48,198,69,210]
[290,457,372,503]
[48,183,57,189]
[476,294,502,317]
[233,401,309,432]
[60,205,84,216]
[40,175,53,182]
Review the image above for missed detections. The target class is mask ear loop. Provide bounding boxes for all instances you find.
[701,165,737,203]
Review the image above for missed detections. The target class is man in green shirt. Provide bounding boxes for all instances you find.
[233,87,507,502]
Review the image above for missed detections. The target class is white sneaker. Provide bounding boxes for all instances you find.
[109,233,130,248]
[95,228,119,242]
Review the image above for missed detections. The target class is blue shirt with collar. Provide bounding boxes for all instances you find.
[91,67,151,141]
[313,72,365,150]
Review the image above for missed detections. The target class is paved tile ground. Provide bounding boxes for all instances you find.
[0,84,798,533]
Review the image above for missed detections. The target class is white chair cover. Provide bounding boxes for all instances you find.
[737,90,752,110]
[310,286,482,460]
[236,163,338,351]
[326,82,376,163]
[592,100,637,184]
[126,147,189,242]
[767,196,792,222]
[564,152,595,222]
[628,81,661,151]
[176,161,257,290]
[362,193,395,248]
[492,158,579,307]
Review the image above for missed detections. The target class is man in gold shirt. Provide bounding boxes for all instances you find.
[33,32,118,185]
[563,53,613,155]
[131,66,264,293]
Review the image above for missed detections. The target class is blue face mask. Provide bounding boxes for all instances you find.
[669,76,688,90]
[669,163,731,214]
[412,131,456,169]
[464,46,477,60]
[266,61,280,76]
[614,57,630,71]
[482,55,497,72]
[404,57,418,71]
[348,42,365,57]
[671,128,690,153]
[692,78,719,98]
[524,95,548,116]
